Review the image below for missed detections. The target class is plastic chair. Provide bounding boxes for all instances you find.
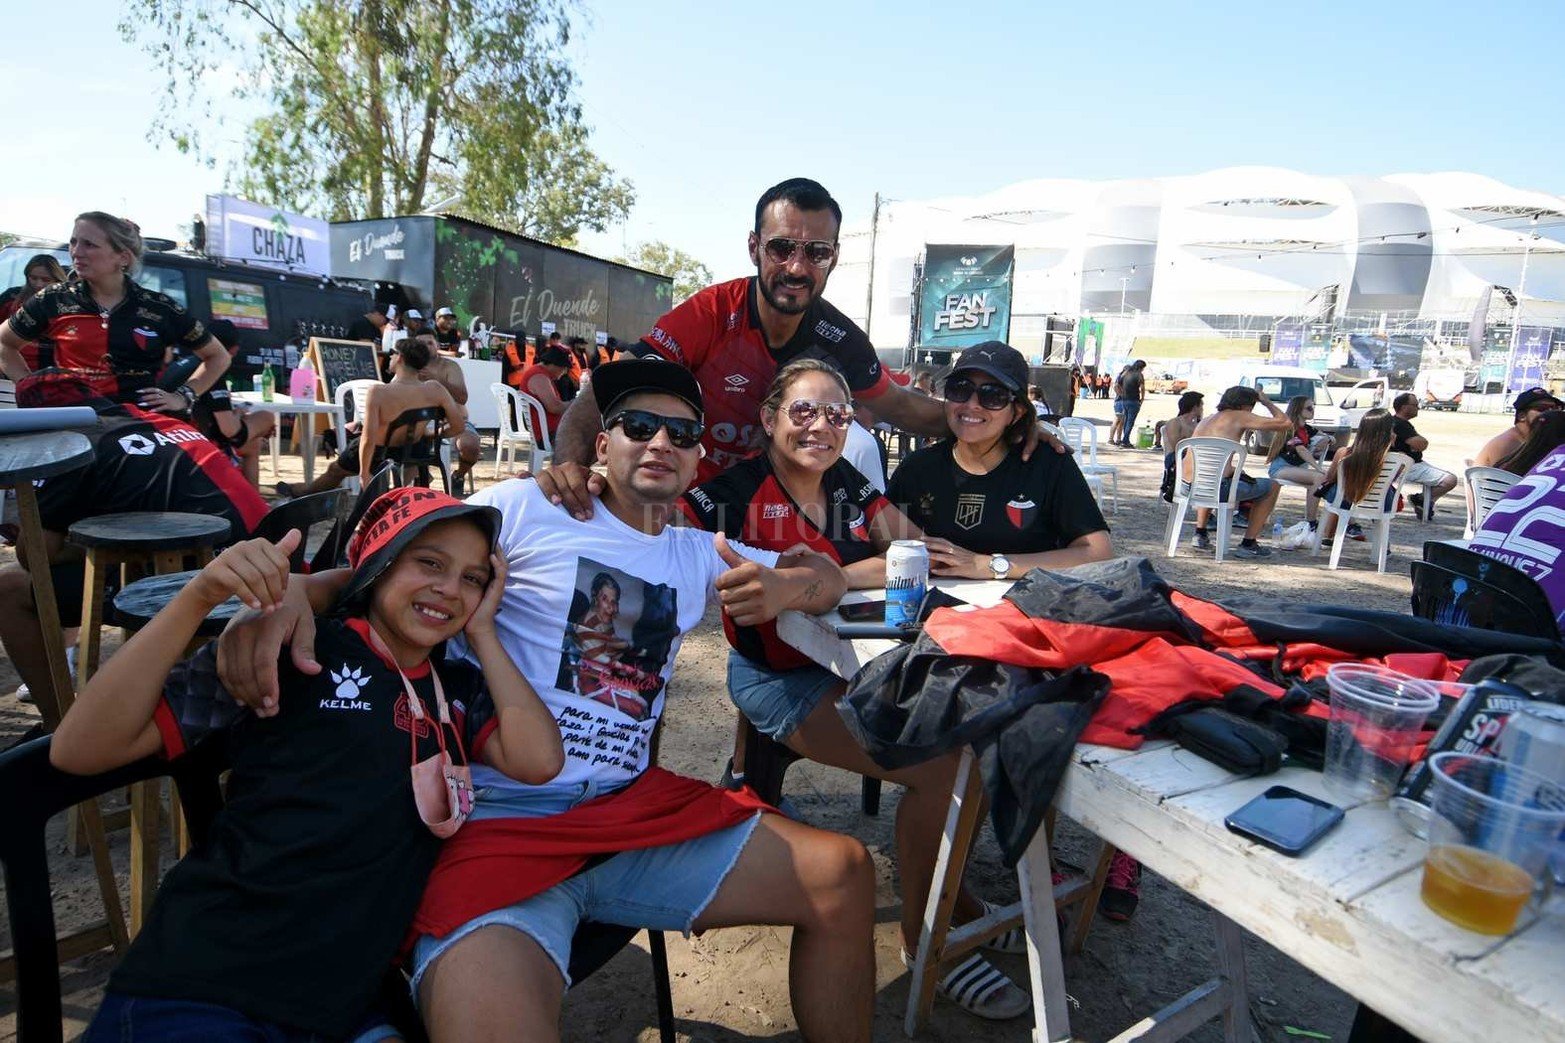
[1057,417,1118,513]
[490,382,536,478]
[309,463,398,572]
[1409,561,1560,640]
[1462,466,1520,540]
[251,489,349,570]
[0,735,677,1043]
[383,406,454,494]
[1312,452,1411,572]
[1164,437,1247,562]
[511,387,555,473]
[1417,541,1562,641]
[332,379,379,494]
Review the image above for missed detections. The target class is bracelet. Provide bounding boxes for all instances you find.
[178,384,197,409]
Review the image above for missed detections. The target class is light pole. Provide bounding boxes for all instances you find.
[1119,276,1129,315]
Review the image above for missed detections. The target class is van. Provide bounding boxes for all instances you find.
[0,239,373,382]
[1239,366,1387,430]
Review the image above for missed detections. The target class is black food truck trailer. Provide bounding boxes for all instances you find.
[329,214,673,349]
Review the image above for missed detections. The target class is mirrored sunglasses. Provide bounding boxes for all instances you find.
[605,409,704,449]
[944,376,1015,410]
[762,236,836,267]
[784,399,854,430]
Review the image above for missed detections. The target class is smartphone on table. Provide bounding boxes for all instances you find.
[1224,785,1344,856]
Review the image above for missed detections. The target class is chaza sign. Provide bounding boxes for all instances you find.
[205,194,330,275]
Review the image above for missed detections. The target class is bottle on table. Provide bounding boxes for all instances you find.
[261,363,276,403]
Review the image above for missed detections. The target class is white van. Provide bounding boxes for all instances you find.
[1239,366,1387,429]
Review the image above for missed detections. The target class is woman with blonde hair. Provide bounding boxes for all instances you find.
[1265,395,1328,526]
[0,211,229,411]
[1315,408,1398,542]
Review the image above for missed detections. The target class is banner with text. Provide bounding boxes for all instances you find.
[1507,327,1554,393]
[205,194,330,275]
[916,244,1014,350]
[1272,324,1303,366]
[1302,323,1332,373]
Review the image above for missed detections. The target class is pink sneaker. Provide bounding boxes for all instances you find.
[1098,851,1142,922]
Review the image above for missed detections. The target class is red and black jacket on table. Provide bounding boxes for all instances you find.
[679,454,888,669]
[634,277,891,484]
[6,278,209,402]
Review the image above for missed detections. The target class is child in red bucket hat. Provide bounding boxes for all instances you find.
[53,488,564,1042]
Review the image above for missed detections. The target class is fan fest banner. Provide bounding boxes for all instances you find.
[1507,327,1554,393]
[916,245,1014,350]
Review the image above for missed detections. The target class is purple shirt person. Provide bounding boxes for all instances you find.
[1470,447,1565,631]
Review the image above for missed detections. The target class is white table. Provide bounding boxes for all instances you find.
[777,583,1565,1043]
[232,392,343,485]
[449,357,503,430]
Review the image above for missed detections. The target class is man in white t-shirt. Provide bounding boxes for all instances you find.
[215,359,875,1043]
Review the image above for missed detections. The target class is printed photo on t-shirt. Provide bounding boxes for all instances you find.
[554,556,679,725]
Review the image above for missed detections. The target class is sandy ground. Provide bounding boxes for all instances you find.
[0,396,1510,1042]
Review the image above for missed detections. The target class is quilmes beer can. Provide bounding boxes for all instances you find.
[1392,679,1532,838]
[885,540,930,628]
[1498,703,1565,783]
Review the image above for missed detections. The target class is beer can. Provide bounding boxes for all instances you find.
[1498,702,1565,783]
[885,540,930,628]
[1391,679,1532,838]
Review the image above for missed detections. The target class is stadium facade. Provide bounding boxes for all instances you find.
[825,167,1565,353]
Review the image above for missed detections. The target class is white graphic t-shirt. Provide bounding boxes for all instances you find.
[451,479,778,799]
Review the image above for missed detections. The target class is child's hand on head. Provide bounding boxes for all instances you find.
[465,552,507,638]
[192,529,300,613]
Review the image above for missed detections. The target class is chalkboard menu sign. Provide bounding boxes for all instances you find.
[308,337,382,400]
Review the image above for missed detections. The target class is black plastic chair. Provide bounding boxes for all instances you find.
[309,463,398,573]
[0,735,675,1043]
[1415,543,1561,641]
[385,407,453,494]
[251,489,349,570]
[739,718,882,816]
[1410,561,1559,641]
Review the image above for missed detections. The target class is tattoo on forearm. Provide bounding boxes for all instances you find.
[803,580,822,603]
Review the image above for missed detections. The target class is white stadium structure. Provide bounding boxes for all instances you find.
[824,167,1565,354]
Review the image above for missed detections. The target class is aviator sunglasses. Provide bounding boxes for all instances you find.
[783,399,855,430]
[605,409,705,449]
[760,236,837,267]
[943,376,1016,411]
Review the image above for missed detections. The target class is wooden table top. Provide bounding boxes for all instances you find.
[67,511,233,551]
[0,429,94,485]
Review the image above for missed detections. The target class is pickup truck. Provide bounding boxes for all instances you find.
[1240,366,1388,430]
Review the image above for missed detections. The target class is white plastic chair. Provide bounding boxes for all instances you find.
[1164,437,1247,563]
[1313,452,1411,572]
[333,379,380,494]
[491,383,539,478]
[504,387,553,474]
[1058,417,1118,513]
[1462,466,1519,540]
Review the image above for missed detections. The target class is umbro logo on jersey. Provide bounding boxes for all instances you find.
[322,665,372,710]
[724,373,750,391]
[118,434,156,456]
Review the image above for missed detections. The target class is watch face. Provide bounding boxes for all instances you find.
[991,555,1009,576]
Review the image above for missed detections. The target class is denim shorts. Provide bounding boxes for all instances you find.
[727,650,844,742]
[1220,474,1273,504]
[84,993,398,1043]
[409,813,762,995]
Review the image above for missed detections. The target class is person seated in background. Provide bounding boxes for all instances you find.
[1493,409,1565,477]
[1389,392,1457,517]
[0,371,268,708]
[512,345,573,443]
[432,307,466,355]
[1471,411,1565,632]
[57,489,563,1043]
[1473,387,1562,468]
[1027,384,1050,417]
[1262,395,1328,530]
[397,337,482,489]
[1314,409,1398,544]
[0,253,68,367]
[277,339,465,497]
[1158,390,1204,503]
[1186,386,1290,556]
[188,320,277,489]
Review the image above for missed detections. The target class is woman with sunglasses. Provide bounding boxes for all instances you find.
[679,359,1034,1022]
[1263,395,1328,528]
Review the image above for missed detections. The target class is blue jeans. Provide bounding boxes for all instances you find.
[1118,399,1142,442]
[84,993,398,1043]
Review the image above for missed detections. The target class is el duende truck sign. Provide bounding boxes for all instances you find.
[205,194,331,276]
[917,244,1015,350]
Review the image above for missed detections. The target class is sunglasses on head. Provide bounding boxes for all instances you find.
[760,236,836,267]
[943,376,1016,410]
[605,409,704,449]
[783,399,854,430]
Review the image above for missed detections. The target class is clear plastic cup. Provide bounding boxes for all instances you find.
[1421,752,1565,934]
[1324,664,1440,802]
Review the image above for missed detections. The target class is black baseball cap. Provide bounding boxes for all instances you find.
[333,488,501,615]
[1514,387,1563,414]
[950,341,1029,393]
[592,357,703,419]
[539,345,571,367]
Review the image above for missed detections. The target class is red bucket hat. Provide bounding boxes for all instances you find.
[334,488,501,612]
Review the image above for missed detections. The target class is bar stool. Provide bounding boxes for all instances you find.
[66,510,232,935]
[0,429,131,964]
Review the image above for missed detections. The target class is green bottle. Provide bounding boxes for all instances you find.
[261,363,276,402]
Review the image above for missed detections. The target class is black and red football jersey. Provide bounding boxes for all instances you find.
[634,277,890,483]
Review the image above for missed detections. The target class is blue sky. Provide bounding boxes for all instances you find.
[3,0,1561,277]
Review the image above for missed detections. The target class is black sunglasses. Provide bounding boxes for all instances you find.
[606,409,705,449]
[943,376,1015,411]
[761,236,836,267]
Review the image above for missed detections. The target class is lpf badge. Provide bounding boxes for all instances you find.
[954,493,985,530]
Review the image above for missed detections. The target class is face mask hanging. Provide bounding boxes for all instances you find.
[367,626,473,838]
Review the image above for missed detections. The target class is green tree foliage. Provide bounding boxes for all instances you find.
[617,240,713,305]
[120,0,634,245]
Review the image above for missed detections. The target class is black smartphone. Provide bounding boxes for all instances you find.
[837,599,887,622]
[1224,785,1344,856]
[832,588,966,638]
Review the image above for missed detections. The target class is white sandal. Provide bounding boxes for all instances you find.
[902,948,1030,1021]
[981,899,1027,955]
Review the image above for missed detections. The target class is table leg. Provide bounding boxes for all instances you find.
[128,778,161,937]
[1212,910,1252,1043]
[69,550,108,855]
[1016,827,1074,1043]
[302,414,317,485]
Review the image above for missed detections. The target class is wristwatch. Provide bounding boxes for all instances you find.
[988,553,1012,580]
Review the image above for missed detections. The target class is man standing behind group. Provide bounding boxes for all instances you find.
[543,178,988,507]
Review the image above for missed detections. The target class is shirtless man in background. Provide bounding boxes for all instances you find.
[1185,386,1290,557]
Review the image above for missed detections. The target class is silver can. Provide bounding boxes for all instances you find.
[885,540,930,628]
[1498,702,1565,783]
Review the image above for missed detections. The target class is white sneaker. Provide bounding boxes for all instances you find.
[14,682,32,703]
